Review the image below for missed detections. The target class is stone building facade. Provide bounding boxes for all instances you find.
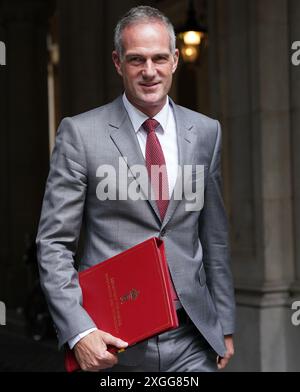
[0,0,299,371]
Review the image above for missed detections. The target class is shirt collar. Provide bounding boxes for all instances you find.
[122,92,169,134]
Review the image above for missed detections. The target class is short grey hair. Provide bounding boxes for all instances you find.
[114,5,176,59]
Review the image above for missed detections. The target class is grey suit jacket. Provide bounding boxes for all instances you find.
[36,96,236,364]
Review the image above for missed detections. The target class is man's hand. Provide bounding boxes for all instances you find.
[73,329,128,372]
[217,335,234,370]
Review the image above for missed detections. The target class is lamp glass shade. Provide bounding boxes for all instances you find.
[181,45,199,63]
[182,31,202,45]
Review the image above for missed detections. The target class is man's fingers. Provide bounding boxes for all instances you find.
[217,356,226,369]
[95,350,118,367]
[216,351,234,370]
[102,332,128,349]
[80,350,118,372]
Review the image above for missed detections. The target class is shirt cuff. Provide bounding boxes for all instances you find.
[68,327,97,349]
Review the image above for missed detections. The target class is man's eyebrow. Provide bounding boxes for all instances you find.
[153,53,171,57]
[125,53,145,58]
[125,52,171,59]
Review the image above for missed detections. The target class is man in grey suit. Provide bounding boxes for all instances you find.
[36,5,235,372]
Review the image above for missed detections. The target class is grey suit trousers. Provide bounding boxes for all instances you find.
[104,310,218,372]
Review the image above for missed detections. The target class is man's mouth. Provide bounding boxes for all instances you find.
[139,82,160,87]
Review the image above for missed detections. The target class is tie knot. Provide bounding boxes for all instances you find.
[142,118,160,134]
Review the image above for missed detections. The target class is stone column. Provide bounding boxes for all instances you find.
[289,0,300,300]
[0,1,9,306]
[209,0,296,371]
[0,0,53,307]
[287,0,300,372]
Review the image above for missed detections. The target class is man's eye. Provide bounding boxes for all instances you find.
[154,56,169,63]
[129,57,143,64]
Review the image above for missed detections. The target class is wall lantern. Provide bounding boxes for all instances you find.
[176,0,207,63]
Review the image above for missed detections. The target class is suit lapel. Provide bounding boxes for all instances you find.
[161,100,196,229]
[108,97,161,222]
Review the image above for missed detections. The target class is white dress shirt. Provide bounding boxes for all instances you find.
[122,93,178,197]
[68,94,179,349]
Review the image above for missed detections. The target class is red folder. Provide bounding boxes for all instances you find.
[64,237,179,372]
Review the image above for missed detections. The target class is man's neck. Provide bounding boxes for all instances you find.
[125,95,167,118]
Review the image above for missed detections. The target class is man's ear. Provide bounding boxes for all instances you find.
[112,51,123,77]
[172,48,179,74]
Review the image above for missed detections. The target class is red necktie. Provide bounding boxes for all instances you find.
[143,118,178,302]
[143,118,169,221]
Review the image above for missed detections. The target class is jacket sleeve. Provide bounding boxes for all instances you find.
[198,120,236,335]
[36,117,96,348]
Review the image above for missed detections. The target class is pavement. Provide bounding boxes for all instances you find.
[0,309,64,372]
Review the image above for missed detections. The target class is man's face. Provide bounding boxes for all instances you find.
[112,22,179,116]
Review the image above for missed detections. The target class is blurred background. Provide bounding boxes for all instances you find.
[0,0,299,372]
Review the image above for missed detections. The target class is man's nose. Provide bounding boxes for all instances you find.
[142,60,156,79]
